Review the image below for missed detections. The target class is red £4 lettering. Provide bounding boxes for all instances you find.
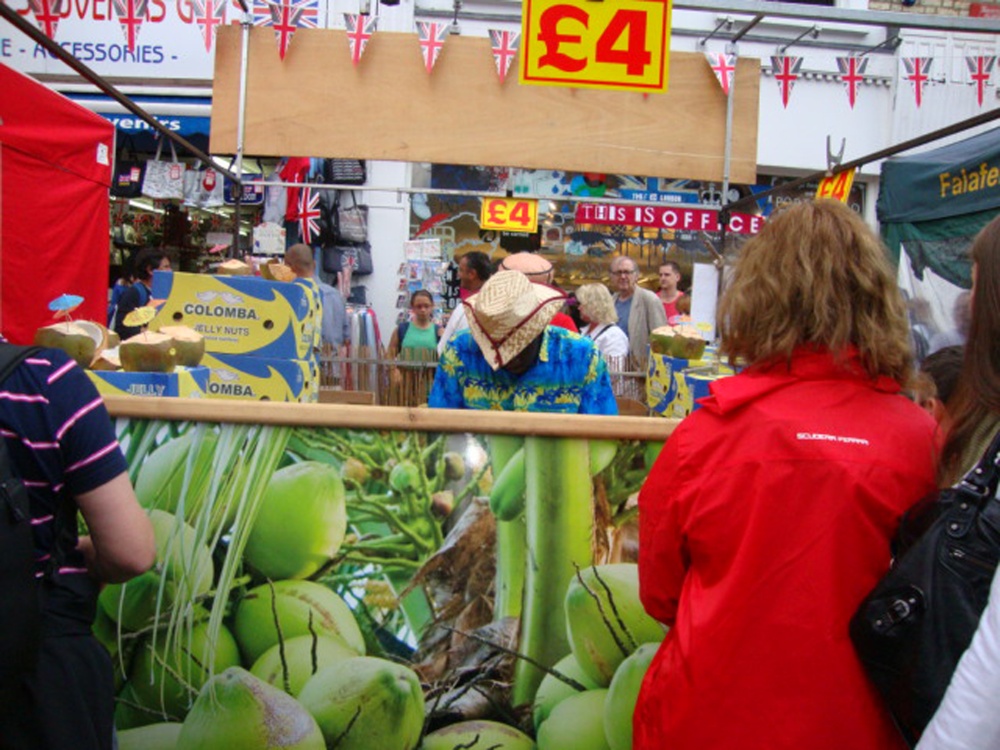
[537,5,588,72]
[595,10,651,76]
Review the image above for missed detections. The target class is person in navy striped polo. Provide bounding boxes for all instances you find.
[0,342,155,750]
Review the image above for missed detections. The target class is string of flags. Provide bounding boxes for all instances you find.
[20,0,1000,106]
[758,52,997,109]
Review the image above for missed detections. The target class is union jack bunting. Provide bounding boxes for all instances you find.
[836,56,868,109]
[705,52,737,96]
[191,0,227,52]
[267,0,318,59]
[967,55,996,107]
[249,0,272,26]
[344,13,377,66]
[297,187,322,246]
[112,0,148,52]
[489,29,520,84]
[28,0,63,39]
[902,57,934,108]
[417,21,449,74]
[770,55,802,108]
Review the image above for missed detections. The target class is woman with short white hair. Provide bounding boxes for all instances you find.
[575,283,629,361]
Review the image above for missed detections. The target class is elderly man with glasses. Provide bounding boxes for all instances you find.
[610,256,667,368]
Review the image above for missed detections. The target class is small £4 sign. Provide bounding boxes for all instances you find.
[815,168,856,204]
[481,197,539,233]
[520,0,671,93]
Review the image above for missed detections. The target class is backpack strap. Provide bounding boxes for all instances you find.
[0,344,71,580]
[397,321,409,345]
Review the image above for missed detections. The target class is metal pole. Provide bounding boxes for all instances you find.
[0,2,241,185]
[231,14,253,258]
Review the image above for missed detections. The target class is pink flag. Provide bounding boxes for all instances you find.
[836,56,868,109]
[28,0,63,39]
[770,55,802,108]
[191,0,227,51]
[902,57,934,108]
[967,55,996,107]
[344,13,378,66]
[417,21,449,74]
[489,29,520,83]
[111,0,148,52]
[705,52,737,96]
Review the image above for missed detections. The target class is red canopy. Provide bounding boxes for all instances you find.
[0,63,113,344]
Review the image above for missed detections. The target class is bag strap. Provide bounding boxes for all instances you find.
[152,135,165,161]
[955,428,1000,500]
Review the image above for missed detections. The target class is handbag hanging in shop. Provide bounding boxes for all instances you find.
[110,136,145,198]
[336,191,368,244]
[849,429,1000,748]
[141,137,186,201]
[348,242,373,275]
[323,158,367,186]
[183,163,226,208]
[321,245,344,274]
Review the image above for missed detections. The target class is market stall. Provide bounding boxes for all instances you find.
[102,396,676,747]
[0,63,114,343]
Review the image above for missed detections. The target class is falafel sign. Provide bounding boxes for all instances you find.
[520,0,671,92]
[575,202,765,235]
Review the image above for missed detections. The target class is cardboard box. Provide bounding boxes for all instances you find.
[646,352,733,418]
[200,352,318,402]
[150,271,320,360]
[87,366,210,398]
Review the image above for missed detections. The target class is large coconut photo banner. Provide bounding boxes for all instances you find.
[104,411,670,749]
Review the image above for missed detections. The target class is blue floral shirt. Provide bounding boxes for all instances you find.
[428,327,618,415]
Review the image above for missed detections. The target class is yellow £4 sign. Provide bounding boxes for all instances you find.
[816,169,856,203]
[481,197,539,233]
[520,0,671,93]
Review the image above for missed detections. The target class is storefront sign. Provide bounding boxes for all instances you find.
[575,203,764,235]
[815,168,856,203]
[520,0,671,92]
[480,197,539,233]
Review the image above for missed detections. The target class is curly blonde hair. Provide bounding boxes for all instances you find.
[575,283,618,325]
[717,199,914,383]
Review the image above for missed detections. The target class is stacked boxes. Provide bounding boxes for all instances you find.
[87,366,210,399]
[150,271,320,402]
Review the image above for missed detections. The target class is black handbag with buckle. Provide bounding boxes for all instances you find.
[849,428,1000,747]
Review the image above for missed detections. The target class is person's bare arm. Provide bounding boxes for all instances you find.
[75,472,155,583]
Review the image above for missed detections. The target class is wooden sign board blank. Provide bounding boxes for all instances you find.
[211,26,760,184]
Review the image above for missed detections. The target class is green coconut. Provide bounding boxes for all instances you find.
[421,720,536,750]
[133,430,219,521]
[564,564,666,687]
[177,667,325,750]
[128,620,241,722]
[250,633,358,697]
[532,652,602,731]
[115,682,160,731]
[117,722,183,750]
[648,324,707,361]
[298,656,425,750]
[119,331,177,373]
[603,642,657,750]
[33,320,106,368]
[99,510,214,632]
[244,461,347,581]
[155,324,206,367]
[536,689,610,750]
[232,580,365,666]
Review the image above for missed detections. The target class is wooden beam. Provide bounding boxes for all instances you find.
[104,396,679,441]
[211,27,759,184]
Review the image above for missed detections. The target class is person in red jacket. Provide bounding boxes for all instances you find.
[635,199,939,750]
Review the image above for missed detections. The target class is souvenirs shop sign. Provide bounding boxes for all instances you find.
[575,203,764,235]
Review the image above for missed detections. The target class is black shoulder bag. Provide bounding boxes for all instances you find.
[849,429,1000,748]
